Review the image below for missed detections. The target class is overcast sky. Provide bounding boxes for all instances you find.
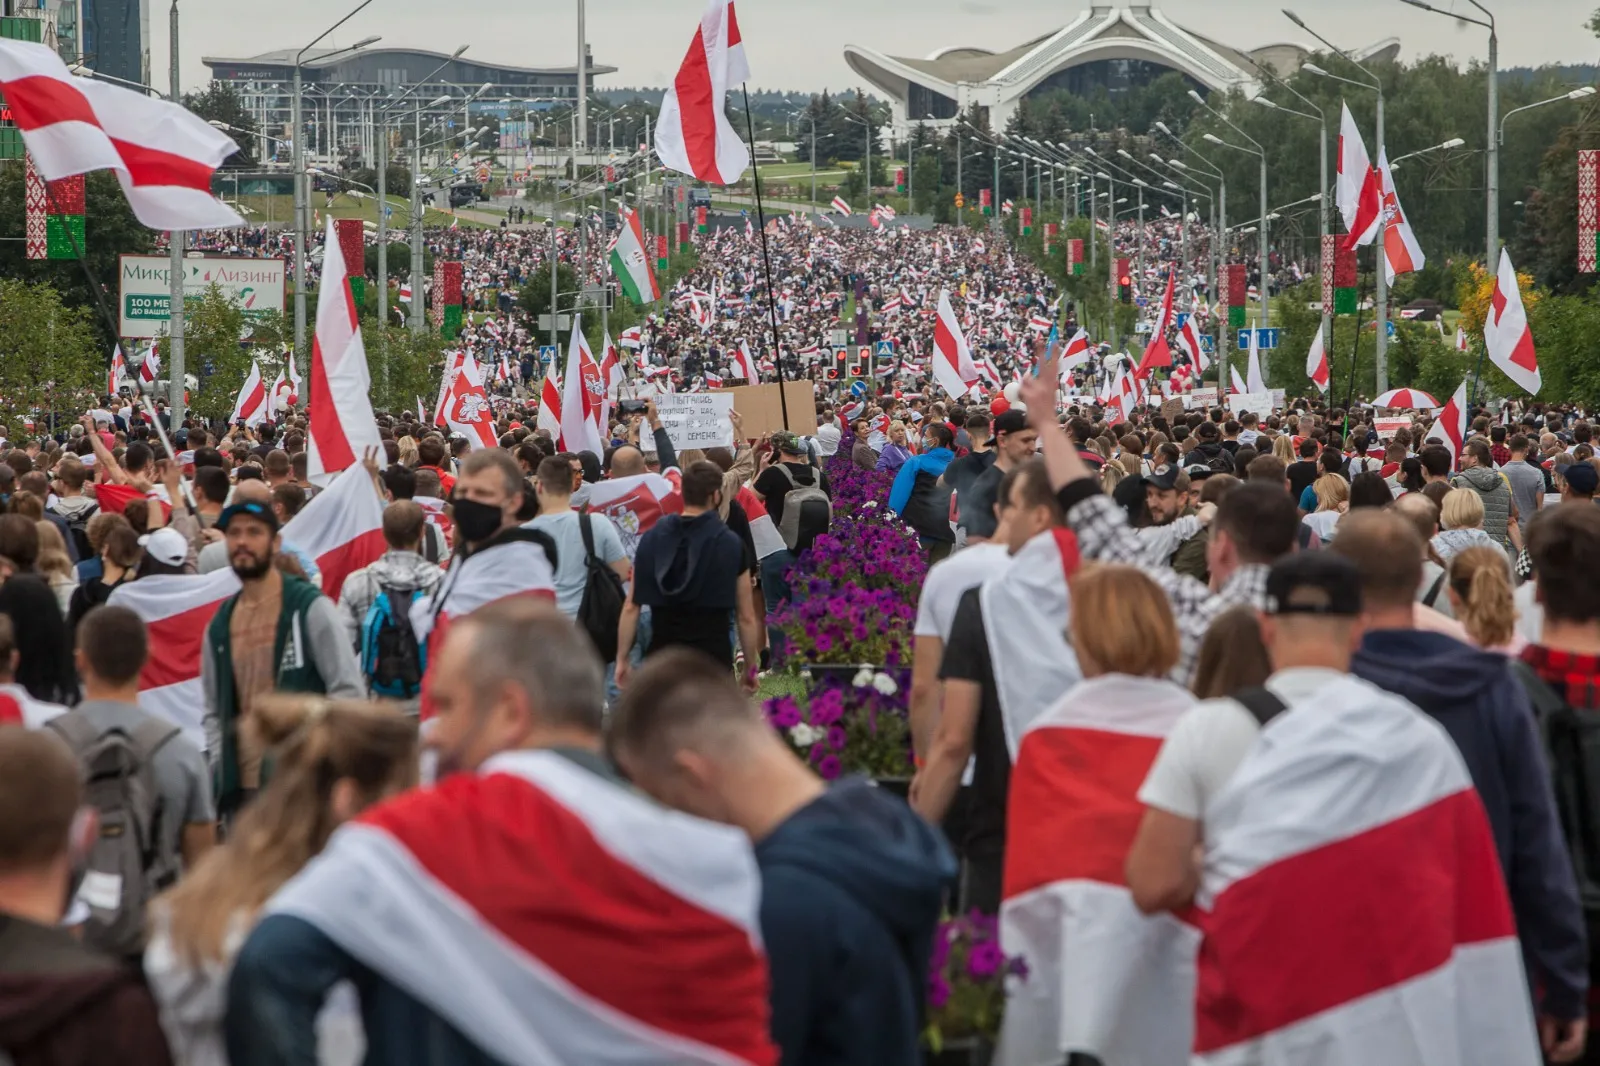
[161,0,1598,95]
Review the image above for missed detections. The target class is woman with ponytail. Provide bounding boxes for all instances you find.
[144,698,417,1066]
[1447,546,1525,655]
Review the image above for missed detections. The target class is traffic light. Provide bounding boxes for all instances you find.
[1116,258,1132,305]
[834,349,850,378]
[954,192,965,209]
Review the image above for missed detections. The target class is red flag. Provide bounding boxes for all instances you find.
[1135,271,1176,376]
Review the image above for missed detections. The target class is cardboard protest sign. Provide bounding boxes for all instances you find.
[1231,391,1274,418]
[654,393,735,449]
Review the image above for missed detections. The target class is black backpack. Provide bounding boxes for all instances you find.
[576,512,627,660]
[54,502,98,561]
[1514,663,1600,914]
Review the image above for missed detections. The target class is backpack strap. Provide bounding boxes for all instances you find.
[1232,686,1289,727]
[1512,659,1568,726]
[578,511,598,567]
[44,711,99,756]
[129,715,182,763]
[774,464,797,489]
[1422,572,1447,609]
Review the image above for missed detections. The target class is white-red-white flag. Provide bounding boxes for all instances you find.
[267,369,287,419]
[1134,271,1176,376]
[1484,249,1540,395]
[1229,365,1247,395]
[598,332,624,431]
[229,359,268,427]
[585,470,684,561]
[440,352,499,450]
[830,196,852,216]
[1000,674,1199,1066]
[1176,315,1208,374]
[108,569,241,747]
[733,340,760,383]
[0,40,242,229]
[932,289,979,399]
[1060,328,1092,374]
[1245,329,1267,393]
[139,339,159,385]
[1193,676,1538,1066]
[537,363,563,443]
[280,464,386,602]
[560,316,606,456]
[1337,102,1382,250]
[108,344,128,396]
[284,351,302,407]
[434,350,466,430]
[1305,322,1330,392]
[307,216,380,486]
[654,0,750,186]
[1424,377,1470,463]
[980,530,1082,754]
[266,749,777,1066]
[1378,149,1425,283]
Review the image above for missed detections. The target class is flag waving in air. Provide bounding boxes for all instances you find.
[1245,329,1268,393]
[537,362,563,444]
[932,289,980,399]
[307,216,381,485]
[610,206,661,304]
[440,352,499,449]
[1305,322,1330,392]
[108,344,129,396]
[1134,271,1176,376]
[560,315,606,456]
[1337,102,1382,250]
[655,0,750,185]
[1176,315,1207,374]
[1377,149,1425,283]
[229,360,268,426]
[0,40,243,229]
[733,340,760,384]
[830,196,853,216]
[1060,329,1092,373]
[139,340,160,385]
[279,464,387,602]
[108,569,241,746]
[1484,249,1540,395]
[1424,377,1470,463]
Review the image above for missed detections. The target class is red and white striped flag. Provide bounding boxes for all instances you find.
[932,289,979,399]
[284,352,302,407]
[585,470,683,560]
[537,363,563,443]
[1378,149,1425,282]
[1135,271,1177,376]
[1176,315,1208,374]
[830,196,852,216]
[560,315,606,455]
[737,486,785,561]
[0,40,242,229]
[1484,249,1540,395]
[108,344,128,396]
[1192,677,1539,1065]
[308,216,381,485]
[1338,102,1382,250]
[139,339,160,385]
[1305,322,1330,392]
[1028,314,1052,334]
[980,530,1081,753]
[704,371,724,388]
[1000,675,1200,1066]
[279,464,386,602]
[229,359,268,426]
[654,0,750,186]
[733,340,759,383]
[1060,328,1092,373]
[1424,377,1470,463]
[265,749,778,1066]
[108,569,241,747]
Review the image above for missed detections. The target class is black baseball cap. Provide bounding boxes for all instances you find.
[216,500,280,536]
[1265,553,1363,617]
[1565,461,1599,496]
[992,409,1029,436]
[1184,463,1217,482]
[1141,464,1181,491]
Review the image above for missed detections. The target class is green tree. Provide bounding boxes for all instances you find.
[519,262,582,335]
[182,83,257,167]
[0,169,154,346]
[0,278,104,436]
[365,325,451,415]
[183,286,265,421]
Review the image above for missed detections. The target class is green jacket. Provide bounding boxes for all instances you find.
[204,575,352,815]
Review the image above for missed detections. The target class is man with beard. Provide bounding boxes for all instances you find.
[201,498,364,819]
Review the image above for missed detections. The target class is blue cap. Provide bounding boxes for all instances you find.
[216,500,279,535]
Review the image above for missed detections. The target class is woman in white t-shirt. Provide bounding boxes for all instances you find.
[1300,473,1348,544]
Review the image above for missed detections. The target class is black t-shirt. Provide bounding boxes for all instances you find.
[1287,459,1320,502]
[753,462,830,530]
[960,461,1007,541]
[938,587,1010,857]
[945,450,997,534]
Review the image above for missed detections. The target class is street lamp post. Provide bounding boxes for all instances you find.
[1287,11,1389,390]
[1191,90,1270,328]
[168,0,185,424]
[1254,92,1328,346]
[292,6,378,373]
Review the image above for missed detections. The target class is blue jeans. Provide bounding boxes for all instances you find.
[605,605,651,706]
[760,549,796,663]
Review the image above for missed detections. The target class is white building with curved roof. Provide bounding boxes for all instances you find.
[844,2,1399,135]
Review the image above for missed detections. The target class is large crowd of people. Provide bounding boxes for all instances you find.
[0,204,1593,1066]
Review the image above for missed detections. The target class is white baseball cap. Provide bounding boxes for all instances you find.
[137,528,187,567]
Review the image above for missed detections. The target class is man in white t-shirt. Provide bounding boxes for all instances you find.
[1125,552,1365,914]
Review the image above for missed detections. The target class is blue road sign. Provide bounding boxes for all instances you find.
[874,340,896,357]
[1387,321,1397,339]
[1235,328,1281,350]
[1175,312,1191,328]
[538,345,558,364]
[1199,334,1216,354]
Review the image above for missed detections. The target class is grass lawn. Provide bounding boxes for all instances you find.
[756,672,809,700]
[227,193,493,230]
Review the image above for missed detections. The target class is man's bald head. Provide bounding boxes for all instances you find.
[610,445,645,477]
[231,478,271,505]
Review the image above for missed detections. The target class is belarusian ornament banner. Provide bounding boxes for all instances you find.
[1067,238,1085,276]
[435,260,463,340]
[1333,244,1359,315]
[1579,149,1600,273]
[25,153,83,260]
[335,218,365,306]
[1226,263,1248,330]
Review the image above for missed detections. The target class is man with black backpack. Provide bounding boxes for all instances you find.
[337,500,445,702]
[526,456,629,654]
[47,455,97,562]
[59,605,215,960]
[753,431,833,639]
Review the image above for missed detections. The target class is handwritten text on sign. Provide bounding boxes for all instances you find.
[655,393,735,450]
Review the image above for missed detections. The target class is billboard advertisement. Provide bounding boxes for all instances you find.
[118,255,287,339]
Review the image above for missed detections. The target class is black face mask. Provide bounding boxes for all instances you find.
[453,497,504,545]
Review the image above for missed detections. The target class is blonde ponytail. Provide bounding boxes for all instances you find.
[1449,547,1517,650]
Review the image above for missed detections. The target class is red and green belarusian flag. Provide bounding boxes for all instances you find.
[610,207,661,304]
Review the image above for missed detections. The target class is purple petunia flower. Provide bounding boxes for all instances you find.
[817,754,842,781]
[927,973,951,1010]
[826,725,847,751]
[768,699,801,730]
[967,940,1004,980]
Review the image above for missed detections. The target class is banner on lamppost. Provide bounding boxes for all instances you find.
[336,218,365,306]
[1579,149,1600,273]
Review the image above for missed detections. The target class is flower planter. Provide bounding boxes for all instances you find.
[872,775,912,800]
[925,1037,993,1066]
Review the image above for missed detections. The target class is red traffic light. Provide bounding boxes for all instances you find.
[1119,275,1131,287]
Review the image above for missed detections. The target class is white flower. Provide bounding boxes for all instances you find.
[862,500,878,509]
[853,667,875,688]
[790,723,821,748]
[872,672,899,696]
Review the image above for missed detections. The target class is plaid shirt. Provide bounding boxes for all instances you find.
[1062,487,1270,683]
[1520,644,1600,710]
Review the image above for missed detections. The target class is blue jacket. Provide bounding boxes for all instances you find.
[888,447,953,515]
[757,778,956,1066]
[1353,629,1588,1020]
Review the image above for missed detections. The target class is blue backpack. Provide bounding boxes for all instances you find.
[360,584,426,698]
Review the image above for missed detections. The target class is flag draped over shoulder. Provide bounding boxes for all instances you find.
[999,675,1201,1066]
[280,465,386,602]
[108,569,241,747]
[979,530,1083,755]
[1194,676,1540,1066]
[266,749,779,1066]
